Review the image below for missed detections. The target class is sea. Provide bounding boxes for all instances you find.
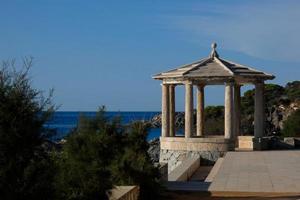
[45,111,162,141]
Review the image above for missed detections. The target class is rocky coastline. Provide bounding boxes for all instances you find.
[150,112,185,128]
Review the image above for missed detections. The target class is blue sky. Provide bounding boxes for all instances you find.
[0,0,299,111]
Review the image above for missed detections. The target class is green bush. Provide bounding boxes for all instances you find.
[264,84,285,107]
[55,107,120,200]
[0,58,56,200]
[204,106,224,135]
[205,106,224,119]
[56,107,161,200]
[240,83,285,135]
[110,121,161,200]
[282,109,300,137]
[285,81,300,101]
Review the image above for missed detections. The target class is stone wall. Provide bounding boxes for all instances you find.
[160,148,226,172]
[159,136,232,172]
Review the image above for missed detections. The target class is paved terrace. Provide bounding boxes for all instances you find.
[209,151,300,195]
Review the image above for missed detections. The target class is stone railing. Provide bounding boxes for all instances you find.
[168,156,200,181]
[109,186,139,200]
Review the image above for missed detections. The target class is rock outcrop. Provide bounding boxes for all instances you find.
[267,100,300,134]
[150,112,185,128]
[148,138,160,163]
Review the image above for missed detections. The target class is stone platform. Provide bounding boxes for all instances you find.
[209,150,300,195]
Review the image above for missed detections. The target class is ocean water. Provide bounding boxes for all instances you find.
[45,111,161,141]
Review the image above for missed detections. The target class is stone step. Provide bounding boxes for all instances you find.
[168,156,200,181]
[205,157,224,182]
[235,148,253,151]
[189,166,213,181]
[166,181,210,191]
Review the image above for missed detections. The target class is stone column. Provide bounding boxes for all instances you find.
[185,82,193,138]
[196,85,205,136]
[161,84,169,137]
[254,81,265,138]
[169,85,175,137]
[234,84,241,139]
[224,82,234,139]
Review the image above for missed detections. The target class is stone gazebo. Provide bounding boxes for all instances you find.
[153,43,275,168]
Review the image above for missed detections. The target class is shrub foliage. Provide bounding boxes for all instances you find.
[0,58,56,200]
[56,107,161,200]
[282,109,300,137]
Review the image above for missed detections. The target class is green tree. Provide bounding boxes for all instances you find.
[264,84,285,108]
[240,83,285,135]
[111,121,161,200]
[285,81,300,101]
[56,108,162,200]
[55,107,121,200]
[0,58,56,200]
[204,106,224,135]
[282,109,300,137]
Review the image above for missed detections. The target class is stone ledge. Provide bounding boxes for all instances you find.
[160,136,232,152]
[161,136,231,143]
[205,157,224,182]
[109,186,139,200]
[168,156,200,181]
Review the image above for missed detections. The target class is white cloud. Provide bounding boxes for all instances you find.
[165,1,300,62]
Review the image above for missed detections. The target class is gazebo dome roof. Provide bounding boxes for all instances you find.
[153,43,275,83]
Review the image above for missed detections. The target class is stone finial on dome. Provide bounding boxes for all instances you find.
[210,42,219,59]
